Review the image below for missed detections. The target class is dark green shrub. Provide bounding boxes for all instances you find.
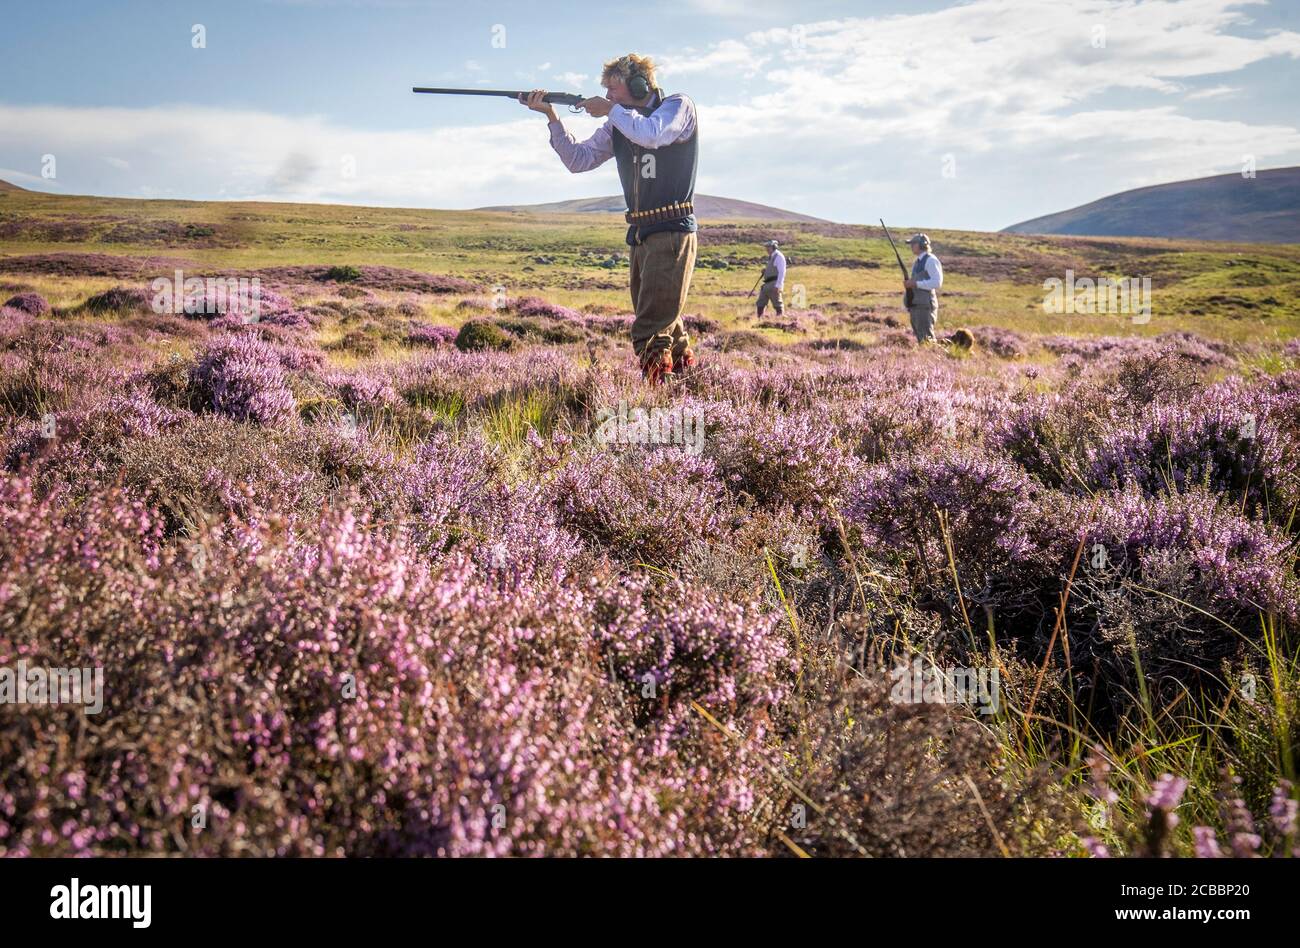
[324,265,362,283]
[455,319,513,352]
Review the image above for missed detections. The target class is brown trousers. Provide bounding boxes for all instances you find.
[629,230,696,363]
[756,282,784,315]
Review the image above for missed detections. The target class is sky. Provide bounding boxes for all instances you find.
[1,0,1298,231]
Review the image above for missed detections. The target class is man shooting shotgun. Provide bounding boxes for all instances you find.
[517,53,699,384]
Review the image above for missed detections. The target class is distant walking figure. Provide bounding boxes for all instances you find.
[903,233,943,343]
[756,239,786,317]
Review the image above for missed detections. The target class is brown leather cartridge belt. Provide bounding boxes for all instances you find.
[625,201,694,225]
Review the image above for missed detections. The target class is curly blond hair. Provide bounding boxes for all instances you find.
[601,53,657,92]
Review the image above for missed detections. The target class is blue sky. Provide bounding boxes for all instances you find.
[2,0,1298,230]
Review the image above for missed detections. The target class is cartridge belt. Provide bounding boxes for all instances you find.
[625,201,694,225]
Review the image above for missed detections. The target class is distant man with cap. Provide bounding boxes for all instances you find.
[902,233,943,343]
[756,239,786,318]
[521,53,699,384]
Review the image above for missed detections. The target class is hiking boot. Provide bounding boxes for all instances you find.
[673,346,698,374]
[642,349,674,385]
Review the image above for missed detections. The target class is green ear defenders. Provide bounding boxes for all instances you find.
[622,57,651,99]
[627,70,651,99]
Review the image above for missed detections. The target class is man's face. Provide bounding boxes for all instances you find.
[909,242,924,257]
[603,76,636,106]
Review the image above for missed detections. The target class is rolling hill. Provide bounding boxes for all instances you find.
[1003,166,1300,243]
[478,193,827,222]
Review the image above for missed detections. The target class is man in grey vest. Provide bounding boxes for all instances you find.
[756,239,786,317]
[903,233,943,343]
[522,54,698,384]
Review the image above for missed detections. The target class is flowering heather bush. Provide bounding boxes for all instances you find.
[682,313,720,334]
[190,334,297,426]
[397,347,582,414]
[583,313,635,335]
[404,322,458,348]
[1070,488,1300,622]
[992,347,1206,489]
[4,389,187,498]
[592,574,792,727]
[845,444,1045,615]
[83,285,150,313]
[402,433,588,588]
[708,404,856,516]
[991,390,1096,488]
[0,482,785,856]
[0,338,120,421]
[1041,332,1233,370]
[547,447,731,569]
[180,285,315,331]
[1087,379,1299,518]
[512,295,584,322]
[0,306,32,340]
[258,306,320,331]
[1044,487,1300,702]
[332,371,398,411]
[831,362,1016,461]
[970,325,1031,359]
[2,292,51,316]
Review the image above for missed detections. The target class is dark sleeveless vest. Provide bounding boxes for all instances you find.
[611,91,698,246]
[911,252,937,308]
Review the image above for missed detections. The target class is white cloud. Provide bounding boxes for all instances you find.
[552,72,590,88]
[1186,85,1240,100]
[673,0,1300,223]
[0,102,610,208]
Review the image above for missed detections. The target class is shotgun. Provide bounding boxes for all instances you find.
[413,87,587,110]
[880,219,914,308]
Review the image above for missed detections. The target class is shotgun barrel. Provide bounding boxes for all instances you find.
[880,219,915,308]
[413,87,585,105]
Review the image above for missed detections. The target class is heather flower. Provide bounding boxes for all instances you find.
[1062,486,1300,626]
[1081,836,1110,858]
[0,486,782,856]
[1269,782,1297,838]
[1193,826,1222,858]
[1086,746,1119,806]
[1147,773,1188,814]
[1218,774,1262,857]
